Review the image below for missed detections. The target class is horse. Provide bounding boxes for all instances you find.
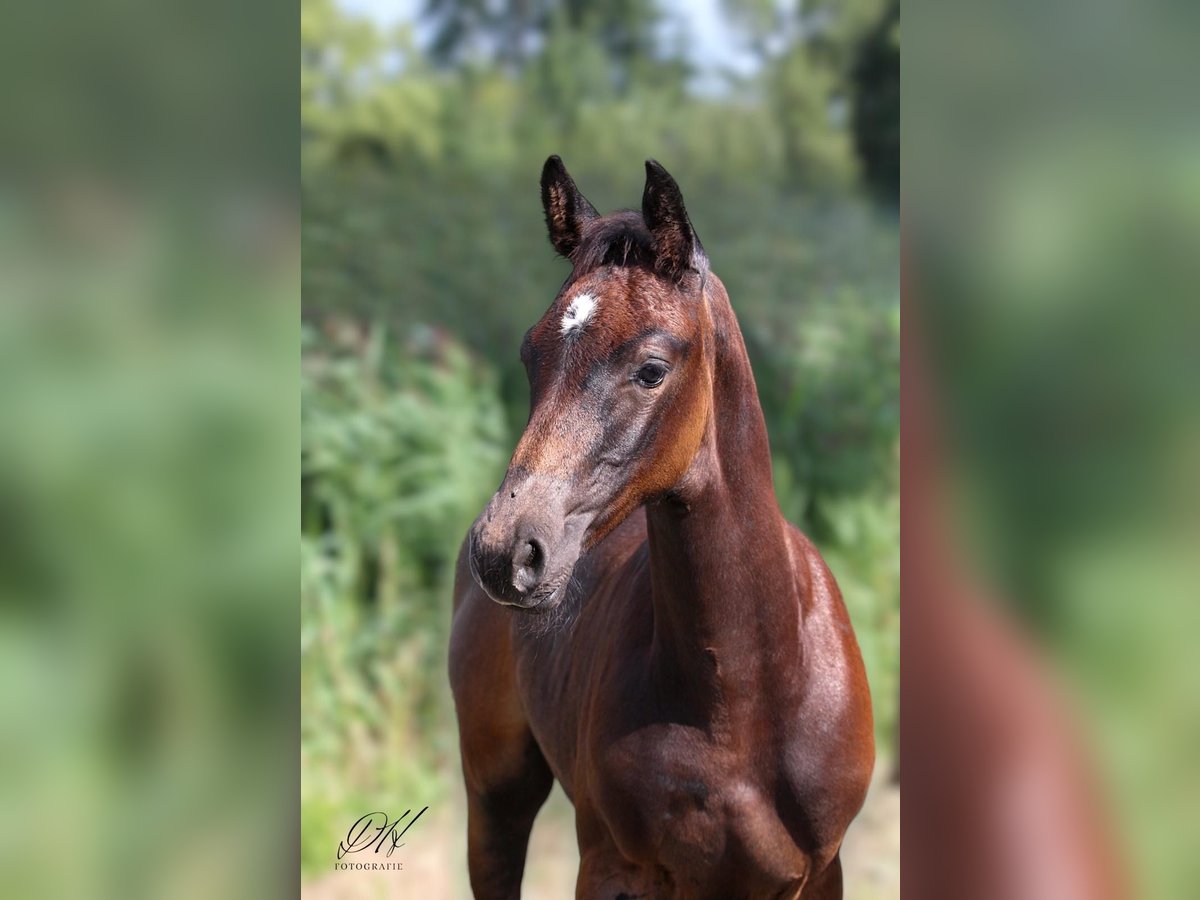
[449,157,874,899]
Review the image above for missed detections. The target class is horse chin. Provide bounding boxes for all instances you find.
[517,571,572,614]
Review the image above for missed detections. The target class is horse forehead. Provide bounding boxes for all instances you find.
[554,270,686,338]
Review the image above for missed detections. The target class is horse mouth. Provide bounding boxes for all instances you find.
[467,537,570,611]
[467,514,585,612]
[501,574,567,612]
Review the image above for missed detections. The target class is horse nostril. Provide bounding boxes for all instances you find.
[521,539,543,574]
[512,537,545,593]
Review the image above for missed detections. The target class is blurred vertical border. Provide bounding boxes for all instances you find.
[906,0,1200,896]
[0,1,297,898]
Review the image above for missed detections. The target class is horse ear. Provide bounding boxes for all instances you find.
[541,155,598,258]
[642,160,706,280]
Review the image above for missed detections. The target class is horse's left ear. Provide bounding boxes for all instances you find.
[541,155,599,259]
[642,160,707,281]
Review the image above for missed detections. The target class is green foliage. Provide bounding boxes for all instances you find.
[719,0,897,192]
[300,0,898,194]
[821,491,900,752]
[769,45,858,189]
[851,0,900,204]
[424,0,668,80]
[302,0,446,168]
[300,322,509,875]
[755,278,900,523]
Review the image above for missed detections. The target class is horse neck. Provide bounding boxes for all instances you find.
[645,276,803,719]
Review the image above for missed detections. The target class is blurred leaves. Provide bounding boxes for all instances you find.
[301,0,897,194]
[300,322,509,875]
[0,186,296,900]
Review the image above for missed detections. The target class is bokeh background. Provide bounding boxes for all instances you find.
[906,2,1200,896]
[0,2,296,899]
[300,0,900,895]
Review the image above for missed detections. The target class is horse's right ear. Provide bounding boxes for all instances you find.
[541,155,598,259]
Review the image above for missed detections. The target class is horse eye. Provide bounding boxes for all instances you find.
[634,361,668,388]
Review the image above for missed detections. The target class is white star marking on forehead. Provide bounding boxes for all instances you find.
[560,292,598,337]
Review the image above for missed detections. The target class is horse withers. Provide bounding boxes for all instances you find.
[449,157,874,899]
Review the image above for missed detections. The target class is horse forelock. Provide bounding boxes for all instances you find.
[571,210,657,276]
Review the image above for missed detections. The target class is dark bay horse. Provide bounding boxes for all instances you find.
[450,157,874,899]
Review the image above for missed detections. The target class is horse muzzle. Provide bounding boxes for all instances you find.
[467,477,586,610]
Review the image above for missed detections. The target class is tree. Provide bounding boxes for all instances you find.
[850,0,899,205]
[423,0,664,89]
[302,0,443,168]
[721,0,893,191]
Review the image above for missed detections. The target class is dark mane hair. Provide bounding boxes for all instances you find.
[571,210,657,275]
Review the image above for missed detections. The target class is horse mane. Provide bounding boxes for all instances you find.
[571,210,658,274]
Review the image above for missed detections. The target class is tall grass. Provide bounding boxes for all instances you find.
[300,321,509,874]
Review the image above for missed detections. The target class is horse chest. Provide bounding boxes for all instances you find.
[592,725,811,893]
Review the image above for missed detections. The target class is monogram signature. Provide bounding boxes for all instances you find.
[337,808,429,859]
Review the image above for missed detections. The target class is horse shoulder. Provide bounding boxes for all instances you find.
[775,523,876,863]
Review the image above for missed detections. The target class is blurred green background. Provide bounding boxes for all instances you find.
[909,2,1200,896]
[0,1,297,898]
[300,0,899,894]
